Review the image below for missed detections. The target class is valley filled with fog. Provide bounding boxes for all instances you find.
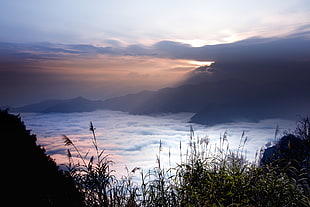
[21,110,295,177]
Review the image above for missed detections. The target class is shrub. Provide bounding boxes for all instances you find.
[5,109,309,206]
[62,119,310,206]
[63,122,115,207]
[261,117,310,198]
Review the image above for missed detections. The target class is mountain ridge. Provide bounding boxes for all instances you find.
[11,77,310,125]
[12,96,105,113]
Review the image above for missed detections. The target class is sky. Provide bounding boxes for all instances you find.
[1,0,310,45]
[1,0,310,106]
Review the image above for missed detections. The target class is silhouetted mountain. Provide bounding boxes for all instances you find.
[0,109,83,206]
[101,90,155,112]
[97,79,249,115]
[13,96,105,113]
[9,33,310,124]
[13,99,65,112]
[100,78,309,124]
[43,97,104,113]
[13,76,310,125]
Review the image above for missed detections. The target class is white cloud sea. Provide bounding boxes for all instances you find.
[21,110,295,177]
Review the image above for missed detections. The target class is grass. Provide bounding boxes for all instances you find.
[62,119,310,206]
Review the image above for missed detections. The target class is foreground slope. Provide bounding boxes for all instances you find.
[0,110,83,206]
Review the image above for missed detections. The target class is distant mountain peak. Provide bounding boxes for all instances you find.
[11,76,310,124]
[71,96,89,101]
[12,97,105,113]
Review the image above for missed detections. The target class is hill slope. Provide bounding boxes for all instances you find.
[0,110,83,206]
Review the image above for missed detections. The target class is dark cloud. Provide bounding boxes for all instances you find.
[154,32,310,89]
[95,32,310,122]
[101,39,125,47]
[66,44,117,56]
[0,42,118,62]
[1,31,310,110]
[3,31,309,64]
[150,32,310,61]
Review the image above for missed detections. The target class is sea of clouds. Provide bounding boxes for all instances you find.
[21,110,296,177]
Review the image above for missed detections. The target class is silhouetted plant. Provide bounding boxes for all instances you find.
[5,108,310,206]
[62,119,310,206]
[296,117,310,144]
[260,117,310,200]
[63,122,115,207]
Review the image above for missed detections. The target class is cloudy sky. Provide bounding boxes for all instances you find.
[1,0,310,106]
[2,0,309,45]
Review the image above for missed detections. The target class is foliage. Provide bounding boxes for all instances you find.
[63,122,115,207]
[4,108,310,206]
[0,109,83,206]
[63,118,310,206]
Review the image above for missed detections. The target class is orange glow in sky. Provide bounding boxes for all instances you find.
[187,60,215,66]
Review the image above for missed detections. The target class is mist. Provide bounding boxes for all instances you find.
[21,110,295,177]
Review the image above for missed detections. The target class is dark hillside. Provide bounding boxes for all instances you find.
[0,110,83,206]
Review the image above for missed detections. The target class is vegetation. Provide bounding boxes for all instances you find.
[0,109,83,207]
[62,118,310,206]
[2,108,310,206]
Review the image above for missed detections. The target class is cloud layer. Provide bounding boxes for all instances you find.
[21,110,295,177]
